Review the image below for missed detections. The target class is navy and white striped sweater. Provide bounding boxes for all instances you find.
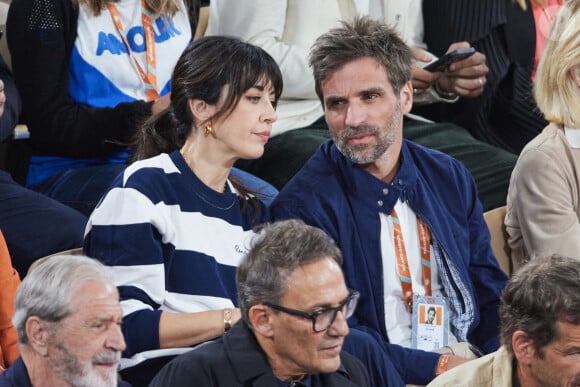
[84,150,268,372]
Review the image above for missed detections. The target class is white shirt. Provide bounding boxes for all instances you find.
[380,199,457,347]
[73,0,190,106]
[565,127,580,149]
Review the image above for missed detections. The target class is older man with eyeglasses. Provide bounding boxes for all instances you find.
[150,219,393,386]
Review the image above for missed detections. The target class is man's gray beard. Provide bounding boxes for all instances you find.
[335,128,395,165]
[49,343,120,387]
[331,102,402,165]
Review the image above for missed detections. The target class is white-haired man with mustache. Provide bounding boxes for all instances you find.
[0,255,128,387]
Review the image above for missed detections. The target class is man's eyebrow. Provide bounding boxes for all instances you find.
[324,96,346,105]
[359,87,385,96]
[325,87,386,105]
[556,345,580,355]
[309,293,351,310]
[87,315,112,322]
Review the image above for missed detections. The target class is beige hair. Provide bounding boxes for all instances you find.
[74,0,182,17]
[533,0,580,127]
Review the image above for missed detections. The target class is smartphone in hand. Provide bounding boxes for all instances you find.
[423,47,476,72]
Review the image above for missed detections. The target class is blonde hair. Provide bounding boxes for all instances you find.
[75,0,181,17]
[534,0,580,127]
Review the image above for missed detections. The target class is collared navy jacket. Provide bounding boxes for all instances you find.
[271,139,508,384]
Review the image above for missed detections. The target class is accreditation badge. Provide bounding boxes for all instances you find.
[411,295,449,351]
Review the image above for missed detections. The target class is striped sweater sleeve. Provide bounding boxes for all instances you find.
[85,182,169,355]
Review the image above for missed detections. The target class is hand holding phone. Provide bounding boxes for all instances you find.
[424,48,476,72]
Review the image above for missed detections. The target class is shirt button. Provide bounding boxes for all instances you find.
[382,188,389,195]
[377,200,383,207]
[398,179,404,186]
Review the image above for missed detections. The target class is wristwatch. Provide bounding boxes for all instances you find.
[223,308,233,332]
[433,82,457,100]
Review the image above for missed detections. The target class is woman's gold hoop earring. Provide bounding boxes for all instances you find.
[203,124,215,138]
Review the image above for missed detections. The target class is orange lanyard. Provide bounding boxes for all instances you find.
[391,208,432,310]
[107,0,160,101]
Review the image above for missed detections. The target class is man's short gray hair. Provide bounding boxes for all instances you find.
[13,255,113,344]
[309,15,413,103]
[237,219,343,325]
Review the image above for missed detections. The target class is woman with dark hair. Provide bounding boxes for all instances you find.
[84,36,282,386]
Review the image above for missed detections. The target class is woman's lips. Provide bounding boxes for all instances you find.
[254,131,271,142]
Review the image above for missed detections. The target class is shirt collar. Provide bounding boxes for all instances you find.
[225,321,350,385]
[329,140,417,214]
[564,127,580,149]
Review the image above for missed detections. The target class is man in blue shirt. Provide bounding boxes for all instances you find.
[271,16,508,385]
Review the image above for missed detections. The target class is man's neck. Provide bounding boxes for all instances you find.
[515,361,538,387]
[255,335,306,382]
[269,358,306,382]
[361,137,402,184]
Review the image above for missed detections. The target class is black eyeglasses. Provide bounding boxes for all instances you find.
[264,290,360,333]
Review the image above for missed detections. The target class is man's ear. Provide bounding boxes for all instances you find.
[188,99,216,126]
[399,81,413,114]
[26,316,51,357]
[512,330,536,366]
[249,305,275,339]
